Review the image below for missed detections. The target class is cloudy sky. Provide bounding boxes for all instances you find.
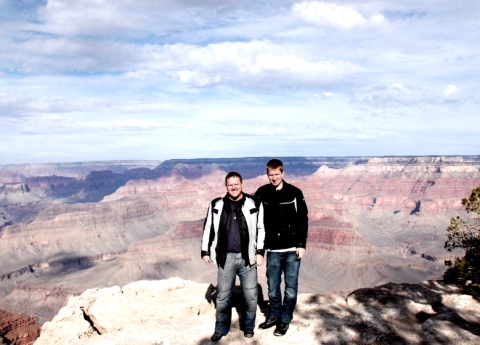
[1,0,479,164]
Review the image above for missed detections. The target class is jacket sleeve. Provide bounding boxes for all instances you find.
[296,189,309,249]
[256,202,266,256]
[201,202,214,258]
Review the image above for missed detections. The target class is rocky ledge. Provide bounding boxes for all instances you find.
[35,277,480,345]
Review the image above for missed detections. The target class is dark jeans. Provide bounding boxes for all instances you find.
[266,250,301,324]
[215,253,258,335]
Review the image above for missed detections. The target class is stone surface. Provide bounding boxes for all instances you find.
[35,278,480,345]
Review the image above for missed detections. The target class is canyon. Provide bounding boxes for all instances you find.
[1,156,480,344]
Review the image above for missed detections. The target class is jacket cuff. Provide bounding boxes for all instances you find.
[201,250,210,258]
[256,249,265,256]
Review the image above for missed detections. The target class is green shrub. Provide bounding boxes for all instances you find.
[444,186,480,291]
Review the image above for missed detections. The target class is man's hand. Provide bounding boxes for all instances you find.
[202,255,212,264]
[296,248,306,260]
[256,254,264,266]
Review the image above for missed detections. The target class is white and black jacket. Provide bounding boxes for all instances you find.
[201,194,265,268]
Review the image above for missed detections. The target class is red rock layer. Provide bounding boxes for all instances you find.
[308,217,367,250]
[0,308,41,345]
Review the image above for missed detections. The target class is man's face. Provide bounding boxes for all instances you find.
[267,168,284,188]
[226,176,243,200]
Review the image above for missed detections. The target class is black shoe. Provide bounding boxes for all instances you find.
[273,322,289,336]
[258,317,278,329]
[210,332,223,342]
[244,329,254,338]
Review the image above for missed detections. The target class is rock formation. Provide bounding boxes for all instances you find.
[35,277,480,345]
[0,308,41,345]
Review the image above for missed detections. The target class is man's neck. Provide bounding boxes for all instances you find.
[228,193,244,201]
[275,181,284,191]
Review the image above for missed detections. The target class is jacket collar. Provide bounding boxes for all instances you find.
[223,193,246,206]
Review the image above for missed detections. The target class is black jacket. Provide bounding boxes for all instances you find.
[255,181,308,250]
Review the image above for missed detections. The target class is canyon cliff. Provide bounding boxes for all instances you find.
[0,308,40,345]
[1,156,480,343]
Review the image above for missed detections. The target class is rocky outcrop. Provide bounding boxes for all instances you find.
[0,161,161,227]
[0,308,41,345]
[35,278,480,345]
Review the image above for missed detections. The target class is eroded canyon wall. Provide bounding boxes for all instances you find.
[0,156,479,329]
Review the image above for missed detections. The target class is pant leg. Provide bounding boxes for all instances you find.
[238,262,258,331]
[279,251,301,324]
[266,251,283,319]
[215,253,237,335]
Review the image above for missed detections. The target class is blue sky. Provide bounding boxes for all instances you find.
[0,0,479,164]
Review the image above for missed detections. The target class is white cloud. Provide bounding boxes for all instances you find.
[160,40,365,88]
[443,84,459,99]
[4,33,365,88]
[34,0,250,38]
[292,1,385,30]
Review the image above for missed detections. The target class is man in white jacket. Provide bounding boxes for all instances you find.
[201,171,265,342]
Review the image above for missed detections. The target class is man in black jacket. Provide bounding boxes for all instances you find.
[254,159,308,336]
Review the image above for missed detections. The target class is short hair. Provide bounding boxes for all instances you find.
[266,159,284,173]
[225,171,243,185]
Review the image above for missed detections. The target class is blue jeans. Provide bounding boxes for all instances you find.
[215,253,258,335]
[266,251,301,324]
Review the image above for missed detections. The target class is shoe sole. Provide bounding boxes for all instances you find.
[274,325,289,336]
